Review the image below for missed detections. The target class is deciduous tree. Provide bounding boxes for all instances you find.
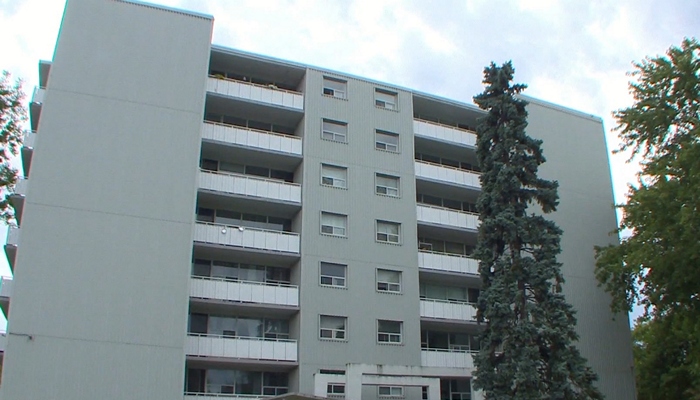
[0,71,27,225]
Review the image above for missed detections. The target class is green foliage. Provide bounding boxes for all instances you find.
[0,70,26,225]
[594,38,700,399]
[472,61,602,399]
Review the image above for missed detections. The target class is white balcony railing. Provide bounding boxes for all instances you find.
[201,121,302,156]
[414,119,476,147]
[207,76,304,110]
[414,160,481,190]
[5,226,19,248]
[418,250,479,276]
[31,87,45,105]
[193,222,300,254]
[190,275,299,307]
[417,204,479,231]
[421,348,475,369]
[0,332,6,353]
[420,298,477,322]
[0,276,13,299]
[184,394,269,400]
[186,334,298,362]
[198,170,301,204]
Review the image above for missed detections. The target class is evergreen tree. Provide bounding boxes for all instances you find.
[472,62,602,399]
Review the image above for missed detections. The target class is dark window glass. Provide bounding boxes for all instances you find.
[201,159,218,172]
[189,313,208,334]
[192,259,211,277]
[246,165,269,178]
[186,368,206,393]
[196,208,215,222]
[271,169,294,182]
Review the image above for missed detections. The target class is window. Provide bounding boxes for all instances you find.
[375,130,399,152]
[376,220,400,244]
[323,77,347,99]
[322,119,348,143]
[320,262,347,288]
[321,164,348,189]
[375,89,398,110]
[327,383,346,397]
[321,212,347,237]
[376,174,399,197]
[320,315,347,340]
[377,269,401,293]
[378,385,404,397]
[378,320,402,344]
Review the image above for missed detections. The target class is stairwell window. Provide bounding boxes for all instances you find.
[376,174,400,197]
[376,220,400,244]
[377,269,401,293]
[375,89,398,110]
[322,119,348,143]
[377,320,403,344]
[321,164,348,189]
[320,315,347,340]
[321,212,348,237]
[323,77,347,99]
[320,262,347,288]
[375,130,399,152]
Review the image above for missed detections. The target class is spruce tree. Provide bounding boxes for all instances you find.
[472,62,602,399]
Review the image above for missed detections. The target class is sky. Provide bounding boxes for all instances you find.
[0,0,698,325]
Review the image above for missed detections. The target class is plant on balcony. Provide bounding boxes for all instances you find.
[0,71,26,225]
[472,62,602,399]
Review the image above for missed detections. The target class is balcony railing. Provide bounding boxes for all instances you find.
[414,119,476,147]
[418,250,479,276]
[414,160,481,190]
[207,76,304,110]
[0,276,12,318]
[421,348,475,369]
[420,298,477,322]
[416,204,479,231]
[198,170,301,205]
[193,222,300,255]
[186,333,298,362]
[4,226,19,271]
[184,393,273,399]
[201,121,302,156]
[190,275,299,307]
[10,178,28,225]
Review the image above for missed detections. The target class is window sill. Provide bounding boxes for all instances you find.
[320,284,348,290]
[375,193,401,199]
[321,233,348,239]
[377,289,402,295]
[319,337,348,343]
[321,137,349,145]
[323,94,348,101]
[375,105,400,113]
[376,240,402,246]
[377,341,404,346]
[375,148,400,155]
[321,184,348,190]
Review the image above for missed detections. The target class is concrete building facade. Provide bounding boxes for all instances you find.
[1,1,635,399]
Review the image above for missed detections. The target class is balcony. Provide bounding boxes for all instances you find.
[198,170,301,205]
[207,76,303,111]
[21,131,35,177]
[417,204,479,232]
[418,251,478,276]
[414,119,476,148]
[10,178,28,225]
[421,349,475,370]
[194,222,299,255]
[201,121,302,157]
[420,299,477,322]
[414,161,480,190]
[0,276,12,318]
[186,334,297,362]
[184,393,276,400]
[190,275,298,307]
[29,87,45,132]
[4,226,19,272]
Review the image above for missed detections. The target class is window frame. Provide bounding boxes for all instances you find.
[378,385,404,398]
[376,268,402,293]
[321,212,348,237]
[322,119,348,143]
[326,383,346,397]
[320,262,347,288]
[375,129,400,153]
[319,315,347,341]
[377,320,403,344]
[321,163,348,189]
[376,220,401,244]
[375,173,400,197]
[375,89,398,111]
[323,76,348,99]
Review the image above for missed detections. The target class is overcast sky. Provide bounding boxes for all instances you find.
[0,0,698,323]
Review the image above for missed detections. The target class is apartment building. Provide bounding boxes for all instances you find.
[0,1,636,399]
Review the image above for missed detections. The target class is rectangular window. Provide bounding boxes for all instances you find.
[376,220,400,244]
[375,130,399,152]
[323,77,347,99]
[321,164,348,188]
[375,89,398,110]
[320,315,347,340]
[376,174,400,197]
[327,383,346,397]
[321,212,348,237]
[377,269,401,293]
[322,119,348,143]
[378,385,404,397]
[320,262,347,288]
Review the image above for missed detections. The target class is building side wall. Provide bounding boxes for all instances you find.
[525,100,636,400]
[296,71,422,393]
[2,1,212,399]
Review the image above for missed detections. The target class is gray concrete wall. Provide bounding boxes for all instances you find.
[296,70,422,393]
[525,98,636,400]
[2,1,212,399]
